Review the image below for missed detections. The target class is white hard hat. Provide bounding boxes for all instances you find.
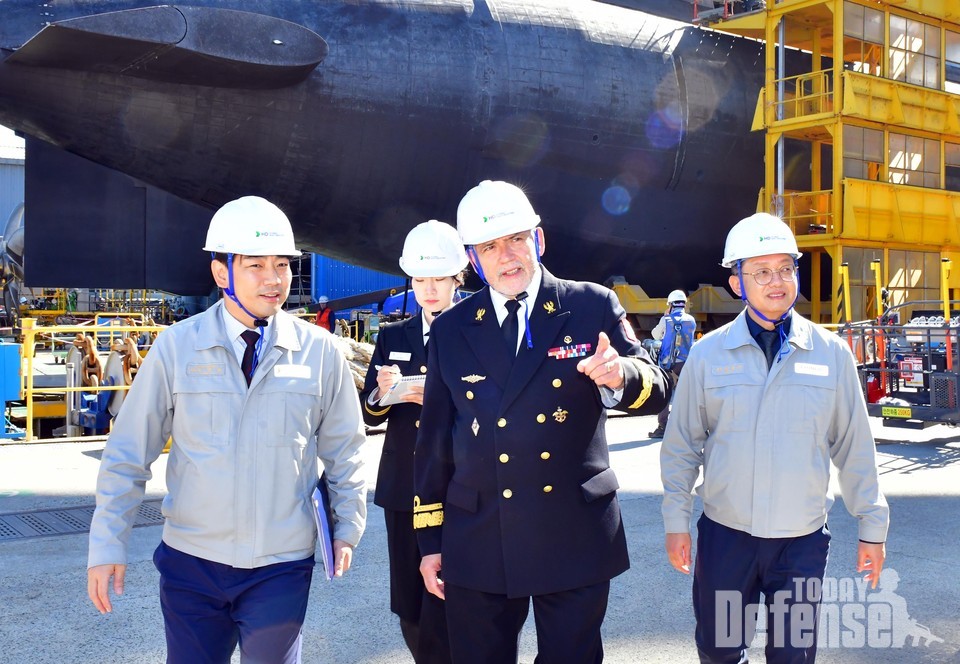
[721,212,801,268]
[667,289,687,304]
[203,196,301,257]
[317,295,329,304]
[457,180,541,246]
[399,220,469,278]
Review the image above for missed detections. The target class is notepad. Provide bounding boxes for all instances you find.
[312,475,336,581]
[378,374,426,406]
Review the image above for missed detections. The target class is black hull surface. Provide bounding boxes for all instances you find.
[0,1,767,296]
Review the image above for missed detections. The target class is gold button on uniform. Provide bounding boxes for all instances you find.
[536,414,546,423]
[498,418,507,427]
[552,379,562,388]
[499,453,509,463]
[415,420,420,428]
[543,485,553,493]
[420,365,427,373]
[541,451,551,460]
[466,391,474,400]
[502,489,513,499]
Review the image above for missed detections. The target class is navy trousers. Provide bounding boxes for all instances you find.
[153,541,315,664]
[693,514,830,664]
[444,580,609,664]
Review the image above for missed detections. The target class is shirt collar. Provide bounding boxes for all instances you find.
[745,311,792,342]
[220,302,273,345]
[489,266,543,324]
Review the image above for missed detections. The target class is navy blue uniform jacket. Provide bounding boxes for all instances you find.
[414,269,671,598]
[361,315,428,511]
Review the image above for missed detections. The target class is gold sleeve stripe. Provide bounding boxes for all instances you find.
[413,495,444,529]
[414,510,444,529]
[364,400,391,416]
[627,360,653,410]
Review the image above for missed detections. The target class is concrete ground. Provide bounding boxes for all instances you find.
[0,413,957,663]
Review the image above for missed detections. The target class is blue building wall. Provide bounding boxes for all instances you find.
[0,157,24,225]
[0,128,24,224]
[311,254,406,310]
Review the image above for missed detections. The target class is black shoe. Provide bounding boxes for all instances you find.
[649,427,665,438]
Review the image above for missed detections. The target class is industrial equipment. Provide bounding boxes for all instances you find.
[843,301,960,428]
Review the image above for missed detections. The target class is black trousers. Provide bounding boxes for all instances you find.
[383,509,452,664]
[444,580,609,664]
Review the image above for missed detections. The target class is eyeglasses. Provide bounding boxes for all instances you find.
[740,265,796,285]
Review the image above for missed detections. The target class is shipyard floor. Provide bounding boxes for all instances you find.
[0,413,957,664]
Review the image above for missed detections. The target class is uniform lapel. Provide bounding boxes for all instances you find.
[403,315,428,367]
[463,288,511,389]
[500,270,570,410]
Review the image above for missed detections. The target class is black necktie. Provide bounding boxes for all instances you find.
[757,328,780,370]
[502,299,520,359]
[240,330,260,386]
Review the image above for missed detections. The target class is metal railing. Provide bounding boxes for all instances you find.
[771,69,834,121]
[19,318,165,441]
[773,189,835,236]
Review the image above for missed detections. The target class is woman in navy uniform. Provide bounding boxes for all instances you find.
[360,220,468,664]
[414,181,672,664]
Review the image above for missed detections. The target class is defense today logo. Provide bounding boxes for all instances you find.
[716,568,944,649]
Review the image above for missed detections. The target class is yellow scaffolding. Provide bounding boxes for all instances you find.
[707,0,960,323]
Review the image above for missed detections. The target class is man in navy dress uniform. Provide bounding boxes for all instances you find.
[414,180,672,664]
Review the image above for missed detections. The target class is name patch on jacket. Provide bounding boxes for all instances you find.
[389,351,411,361]
[711,363,745,375]
[187,362,225,376]
[548,343,591,360]
[275,365,312,379]
[795,362,829,377]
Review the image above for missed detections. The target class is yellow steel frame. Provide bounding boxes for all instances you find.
[19,318,165,441]
[710,0,960,323]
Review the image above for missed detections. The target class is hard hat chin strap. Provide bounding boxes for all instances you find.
[466,246,488,285]
[736,259,800,363]
[218,252,267,375]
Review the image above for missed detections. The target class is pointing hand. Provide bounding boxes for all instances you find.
[577,332,624,390]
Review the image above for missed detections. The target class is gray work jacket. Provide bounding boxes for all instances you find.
[88,302,367,569]
[661,309,889,543]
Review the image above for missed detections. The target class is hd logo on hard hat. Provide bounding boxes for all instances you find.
[256,231,284,238]
[759,234,788,242]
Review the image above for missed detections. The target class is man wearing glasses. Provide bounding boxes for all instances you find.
[660,213,889,663]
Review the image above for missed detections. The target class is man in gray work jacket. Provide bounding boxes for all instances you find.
[661,212,889,664]
[87,196,367,663]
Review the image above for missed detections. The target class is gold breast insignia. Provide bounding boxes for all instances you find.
[461,375,486,383]
[553,407,569,423]
[475,308,486,322]
[543,301,557,314]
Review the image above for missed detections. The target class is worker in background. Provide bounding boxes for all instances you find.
[649,289,696,438]
[415,180,672,664]
[315,294,335,332]
[87,196,367,663]
[660,212,889,663]
[360,220,467,664]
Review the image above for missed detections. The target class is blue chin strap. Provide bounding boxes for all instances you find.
[214,252,267,379]
[466,229,541,351]
[736,258,800,364]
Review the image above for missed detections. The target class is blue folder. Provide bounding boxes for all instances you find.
[311,474,336,581]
